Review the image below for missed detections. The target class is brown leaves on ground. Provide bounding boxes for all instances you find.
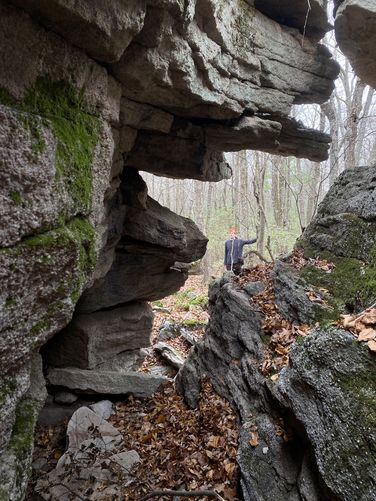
[290,248,335,273]
[339,307,376,352]
[110,380,239,500]
[235,263,311,378]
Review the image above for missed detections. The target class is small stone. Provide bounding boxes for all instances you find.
[262,447,269,455]
[66,407,121,451]
[32,457,48,470]
[243,281,265,296]
[109,450,140,472]
[89,400,113,420]
[54,391,78,405]
[154,342,185,369]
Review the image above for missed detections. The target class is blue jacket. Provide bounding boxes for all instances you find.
[224,238,257,265]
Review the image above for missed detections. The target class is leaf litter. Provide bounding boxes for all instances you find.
[234,261,310,377]
[339,306,376,352]
[29,276,239,500]
[110,379,239,500]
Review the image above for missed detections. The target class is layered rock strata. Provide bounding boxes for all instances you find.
[0,0,340,498]
[177,167,376,500]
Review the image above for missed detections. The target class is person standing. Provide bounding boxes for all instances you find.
[224,227,257,275]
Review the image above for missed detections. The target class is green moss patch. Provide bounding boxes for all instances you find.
[2,216,96,310]
[0,78,100,213]
[336,343,376,429]
[9,399,36,457]
[299,244,376,314]
[9,191,22,206]
[0,376,17,406]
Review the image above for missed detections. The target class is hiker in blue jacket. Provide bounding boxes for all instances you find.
[224,227,257,275]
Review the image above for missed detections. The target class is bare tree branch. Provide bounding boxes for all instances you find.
[137,490,225,501]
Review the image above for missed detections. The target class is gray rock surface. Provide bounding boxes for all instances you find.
[77,170,208,311]
[121,98,174,134]
[335,0,376,89]
[44,302,153,369]
[89,400,114,421]
[112,0,338,125]
[298,166,376,312]
[9,0,147,63]
[125,126,233,181]
[243,281,265,296]
[275,329,376,501]
[254,0,330,41]
[47,368,168,398]
[0,354,47,501]
[53,391,78,405]
[0,0,120,405]
[77,252,188,312]
[154,342,185,369]
[272,260,318,324]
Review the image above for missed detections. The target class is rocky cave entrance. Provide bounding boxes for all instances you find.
[1,0,376,500]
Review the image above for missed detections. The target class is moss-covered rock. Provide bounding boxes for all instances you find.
[0,77,100,233]
[277,329,376,501]
[296,168,376,314]
[0,216,97,373]
[299,246,376,313]
[0,355,46,501]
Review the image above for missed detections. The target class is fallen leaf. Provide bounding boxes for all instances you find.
[368,340,376,352]
[249,432,259,447]
[361,309,376,325]
[342,314,357,329]
[207,435,220,448]
[224,462,236,475]
[358,328,376,342]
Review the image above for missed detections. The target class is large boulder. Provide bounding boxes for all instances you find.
[276,329,376,501]
[44,302,153,369]
[112,0,338,122]
[0,0,121,366]
[298,167,376,312]
[335,0,376,89]
[78,169,208,312]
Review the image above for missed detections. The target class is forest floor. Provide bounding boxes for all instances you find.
[29,275,240,501]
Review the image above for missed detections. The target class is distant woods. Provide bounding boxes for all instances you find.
[144,49,376,279]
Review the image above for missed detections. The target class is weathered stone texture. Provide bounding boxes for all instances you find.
[298,167,376,312]
[276,329,376,501]
[44,303,153,369]
[47,368,167,398]
[112,0,338,121]
[0,355,46,501]
[335,0,376,89]
[253,0,330,41]
[9,0,147,63]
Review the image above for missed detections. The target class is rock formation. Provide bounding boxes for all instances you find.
[335,0,376,89]
[177,167,376,500]
[0,0,344,498]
